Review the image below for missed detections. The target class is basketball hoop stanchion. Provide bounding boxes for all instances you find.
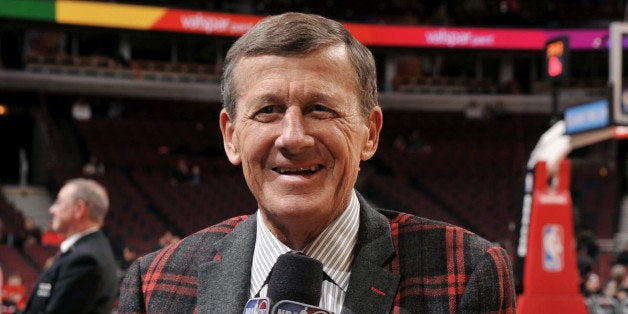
[516,160,587,313]
[516,22,628,312]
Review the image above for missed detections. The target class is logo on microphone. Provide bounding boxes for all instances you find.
[243,297,270,314]
[271,300,332,314]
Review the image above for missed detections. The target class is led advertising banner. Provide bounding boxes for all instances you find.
[343,23,546,49]
[0,0,615,50]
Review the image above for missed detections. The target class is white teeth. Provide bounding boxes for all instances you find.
[276,166,319,174]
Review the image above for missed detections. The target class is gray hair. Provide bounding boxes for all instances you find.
[221,12,378,120]
[66,178,109,223]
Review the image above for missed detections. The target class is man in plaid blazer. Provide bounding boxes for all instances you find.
[119,12,515,313]
[119,194,515,313]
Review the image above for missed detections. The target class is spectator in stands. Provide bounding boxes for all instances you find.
[71,96,92,121]
[106,100,124,119]
[189,164,202,186]
[495,237,515,262]
[2,272,27,312]
[488,101,509,119]
[13,217,41,251]
[615,242,628,266]
[576,232,598,290]
[169,158,191,185]
[618,279,628,304]
[120,244,138,271]
[117,244,139,285]
[464,100,487,120]
[25,178,118,314]
[584,273,621,313]
[577,243,594,292]
[119,12,515,313]
[394,130,432,154]
[153,230,178,251]
[82,155,105,177]
[603,264,627,299]
[0,217,6,245]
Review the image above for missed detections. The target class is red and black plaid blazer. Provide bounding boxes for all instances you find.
[119,194,516,313]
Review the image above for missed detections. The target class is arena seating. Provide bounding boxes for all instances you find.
[63,99,619,252]
[375,111,540,238]
[72,103,536,244]
[0,194,53,295]
[24,53,221,84]
[0,244,40,295]
[3,96,616,288]
[0,195,24,236]
[0,95,619,303]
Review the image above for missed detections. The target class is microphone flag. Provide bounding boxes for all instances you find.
[243,297,271,314]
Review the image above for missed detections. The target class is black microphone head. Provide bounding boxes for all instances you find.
[267,252,324,306]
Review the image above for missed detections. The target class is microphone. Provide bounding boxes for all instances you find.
[267,252,323,305]
[267,253,333,314]
[243,253,333,314]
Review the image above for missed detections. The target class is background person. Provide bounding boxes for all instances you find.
[13,217,41,251]
[24,178,118,314]
[119,12,515,313]
[2,272,27,313]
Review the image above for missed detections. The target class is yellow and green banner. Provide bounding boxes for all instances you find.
[0,0,55,21]
[55,0,261,35]
[1,0,261,36]
[56,1,166,30]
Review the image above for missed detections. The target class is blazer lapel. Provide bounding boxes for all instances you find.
[196,196,400,313]
[197,214,257,313]
[342,195,399,314]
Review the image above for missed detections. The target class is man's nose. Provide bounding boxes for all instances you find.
[275,109,314,154]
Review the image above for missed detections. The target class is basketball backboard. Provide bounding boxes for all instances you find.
[611,22,628,125]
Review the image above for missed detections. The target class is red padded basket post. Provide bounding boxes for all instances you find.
[517,159,587,313]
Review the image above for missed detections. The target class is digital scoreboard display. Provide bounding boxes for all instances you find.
[544,36,570,80]
[609,22,628,125]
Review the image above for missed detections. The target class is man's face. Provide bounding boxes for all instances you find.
[220,45,381,234]
[49,184,78,236]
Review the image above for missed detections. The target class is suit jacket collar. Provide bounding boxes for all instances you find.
[59,229,103,257]
[342,193,399,314]
[60,227,100,253]
[197,213,257,313]
[197,193,399,313]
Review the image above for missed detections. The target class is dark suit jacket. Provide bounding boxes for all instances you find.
[25,230,118,314]
[119,194,516,313]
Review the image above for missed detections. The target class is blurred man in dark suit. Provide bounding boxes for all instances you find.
[25,178,117,314]
[119,12,515,313]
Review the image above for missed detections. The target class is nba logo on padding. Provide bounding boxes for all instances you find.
[542,224,564,272]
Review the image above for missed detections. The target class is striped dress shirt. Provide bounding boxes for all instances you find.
[250,190,360,313]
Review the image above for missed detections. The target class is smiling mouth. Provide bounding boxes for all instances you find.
[273,165,323,175]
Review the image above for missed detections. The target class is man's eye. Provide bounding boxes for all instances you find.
[309,104,337,118]
[313,104,330,112]
[257,106,275,114]
[252,105,280,121]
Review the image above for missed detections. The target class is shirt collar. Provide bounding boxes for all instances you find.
[60,227,99,253]
[250,190,360,297]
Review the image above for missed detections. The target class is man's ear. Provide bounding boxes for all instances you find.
[74,199,87,219]
[219,109,242,165]
[360,106,383,161]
